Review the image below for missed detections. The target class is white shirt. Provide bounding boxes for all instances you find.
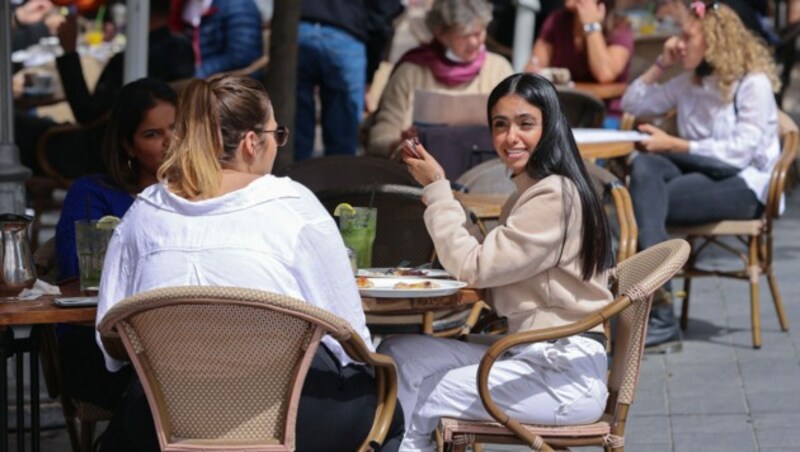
[621,72,780,205]
[96,175,373,372]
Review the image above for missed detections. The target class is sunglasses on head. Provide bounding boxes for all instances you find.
[689,0,719,18]
[258,125,290,147]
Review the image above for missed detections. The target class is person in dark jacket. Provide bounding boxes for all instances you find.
[169,0,264,78]
[294,0,404,161]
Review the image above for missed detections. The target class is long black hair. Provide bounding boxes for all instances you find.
[486,73,614,280]
[103,77,178,193]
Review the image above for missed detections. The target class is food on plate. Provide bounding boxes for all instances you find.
[393,280,440,290]
[391,268,427,276]
[356,276,374,288]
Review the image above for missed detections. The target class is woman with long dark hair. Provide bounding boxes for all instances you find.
[54,78,176,415]
[379,73,614,451]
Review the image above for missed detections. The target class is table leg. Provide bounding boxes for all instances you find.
[28,335,38,452]
[15,345,24,452]
[1,327,13,452]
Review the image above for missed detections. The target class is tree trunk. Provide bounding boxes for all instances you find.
[264,0,300,174]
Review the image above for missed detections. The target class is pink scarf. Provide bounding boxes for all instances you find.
[396,41,487,87]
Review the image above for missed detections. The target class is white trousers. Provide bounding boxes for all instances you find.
[378,335,608,452]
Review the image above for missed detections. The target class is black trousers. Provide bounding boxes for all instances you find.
[58,325,132,411]
[630,153,763,252]
[98,344,404,452]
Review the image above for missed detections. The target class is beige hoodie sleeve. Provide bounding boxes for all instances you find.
[423,177,575,289]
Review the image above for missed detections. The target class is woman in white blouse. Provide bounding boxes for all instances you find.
[620,1,781,351]
[95,74,403,451]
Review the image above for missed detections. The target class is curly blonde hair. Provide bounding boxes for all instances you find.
[698,4,780,101]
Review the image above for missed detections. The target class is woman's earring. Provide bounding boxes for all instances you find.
[127,157,133,170]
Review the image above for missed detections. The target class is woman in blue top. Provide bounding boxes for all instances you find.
[56,78,177,280]
[54,78,177,411]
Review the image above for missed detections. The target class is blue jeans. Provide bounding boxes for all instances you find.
[295,22,366,160]
[629,153,763,251]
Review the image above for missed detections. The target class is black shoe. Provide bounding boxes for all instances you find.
[644,303,683,354]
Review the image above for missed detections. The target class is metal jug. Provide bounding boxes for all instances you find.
[0,213,37,288]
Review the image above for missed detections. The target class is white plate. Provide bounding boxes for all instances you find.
[54,296,98,307]
[357,267,452,279]
[358,278,467,298]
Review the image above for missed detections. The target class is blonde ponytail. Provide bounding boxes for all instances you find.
[157,75,273,199]
[158,78,225,198]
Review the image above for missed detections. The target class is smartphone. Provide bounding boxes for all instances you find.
[402,138,422,159]
[54,296,99,307]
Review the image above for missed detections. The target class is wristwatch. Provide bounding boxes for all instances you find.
[583,22,602,35]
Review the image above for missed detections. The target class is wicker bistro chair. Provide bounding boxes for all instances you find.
[278,155,419,193]
[316,184,488,337]
[437,239,690,452]
[667,111,799,348]
[31,237,114,452]
[316,184,434,268]
[97,286,398,451]
[35,326,114,452]
[555,87,606,129]
[586,163,638,263]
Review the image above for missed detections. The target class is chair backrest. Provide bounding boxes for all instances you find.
[316,184,434,267]
[585,163,638,262]
[555,87,605,128]
[279,155,419,193]
[36,112,110,186]
[415,124,496,180]
[607,239,690,416]
[97,286,355,451]
[454,158,515,195]
[766,111,799,221]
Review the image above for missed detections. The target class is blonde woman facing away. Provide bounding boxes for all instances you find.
[94,75,403,452]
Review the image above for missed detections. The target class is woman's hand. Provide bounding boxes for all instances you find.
[576,0,606,25]
[401,138,446,186]
[637,124,689,153]
[659,36,681,67]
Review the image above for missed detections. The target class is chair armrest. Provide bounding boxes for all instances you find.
[474,295,633,448]
[340,333,399,452]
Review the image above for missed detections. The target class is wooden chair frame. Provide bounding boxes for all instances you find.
[667,111,798,348]
[586,163,638,262]
[438,240,690,452]
[98,287,398,451]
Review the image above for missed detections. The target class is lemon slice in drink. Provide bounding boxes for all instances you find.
[333,203,357,217]
[96,215,122,230]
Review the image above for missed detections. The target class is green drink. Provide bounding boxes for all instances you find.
[338,207,377,268]
[75,218,118,292]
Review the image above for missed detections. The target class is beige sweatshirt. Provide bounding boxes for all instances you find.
[366,52,514,157]
[423,173,612,334]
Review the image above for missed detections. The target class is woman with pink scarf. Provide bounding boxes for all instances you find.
[366,0,513,158]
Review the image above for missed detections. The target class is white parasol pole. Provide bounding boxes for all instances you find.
[124,0,149,83]
[0,0,31,215]
[512,0,541,72]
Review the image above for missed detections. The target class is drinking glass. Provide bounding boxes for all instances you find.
[338,207,377,269]
[75,220,115,292]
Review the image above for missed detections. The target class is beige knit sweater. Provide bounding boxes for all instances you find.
[366,52,513,157]
[423,172,612,334]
